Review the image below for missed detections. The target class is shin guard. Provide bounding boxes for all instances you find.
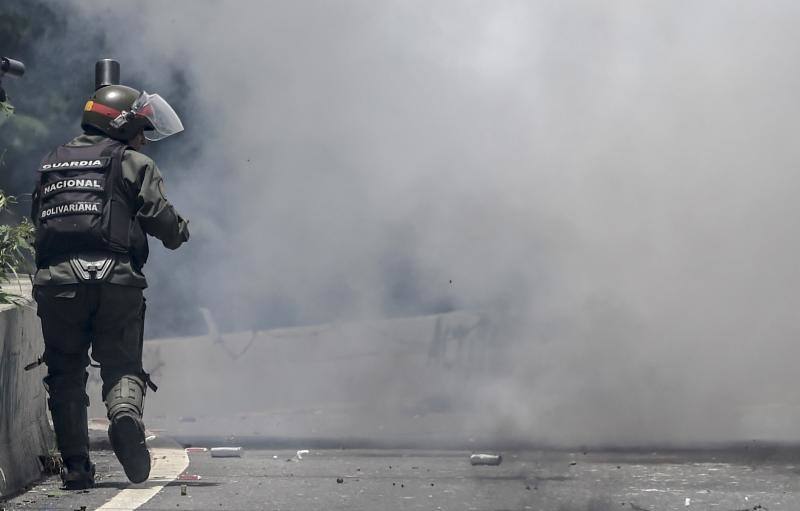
[105,375,151,483]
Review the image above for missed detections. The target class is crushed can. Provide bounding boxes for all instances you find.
[470,453,502,466]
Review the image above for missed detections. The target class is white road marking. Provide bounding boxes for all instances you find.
[96,438,189,511]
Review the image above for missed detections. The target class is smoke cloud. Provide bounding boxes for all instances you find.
[28,0,800,445]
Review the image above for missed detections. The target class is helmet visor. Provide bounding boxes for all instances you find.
[131,91,184,141]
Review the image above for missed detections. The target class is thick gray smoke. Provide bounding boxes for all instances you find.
[60,0,800,446]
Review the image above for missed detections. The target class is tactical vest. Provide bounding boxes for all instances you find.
[34,138,148,269]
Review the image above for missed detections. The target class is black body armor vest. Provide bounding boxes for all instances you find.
[34,138,148,269]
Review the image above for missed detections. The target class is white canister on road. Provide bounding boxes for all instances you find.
[210,447,244,458]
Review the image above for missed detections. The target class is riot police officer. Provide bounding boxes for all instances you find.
[31,63,189,489]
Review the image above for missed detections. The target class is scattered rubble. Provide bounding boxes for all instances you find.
[38,453,62,475]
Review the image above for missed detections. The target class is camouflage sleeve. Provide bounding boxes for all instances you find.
[124,151,189,250]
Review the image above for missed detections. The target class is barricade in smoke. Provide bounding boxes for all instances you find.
[87,309,511,444]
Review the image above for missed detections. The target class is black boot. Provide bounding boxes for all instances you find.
[61,456,96,490]
[48,398,93,489]
[105,375,151,483]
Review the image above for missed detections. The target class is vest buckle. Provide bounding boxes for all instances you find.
[69,253,115,281]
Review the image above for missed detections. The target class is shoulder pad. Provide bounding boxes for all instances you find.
[122,149,156,170]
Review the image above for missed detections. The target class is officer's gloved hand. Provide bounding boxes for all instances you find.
[178,217,190,242]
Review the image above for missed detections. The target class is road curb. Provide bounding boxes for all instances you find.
[0,294,55,499]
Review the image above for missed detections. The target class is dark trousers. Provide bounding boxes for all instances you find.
[35,283,145,399]
[34,283,145,459]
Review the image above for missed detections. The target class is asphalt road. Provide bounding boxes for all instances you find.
[5,441,800,511]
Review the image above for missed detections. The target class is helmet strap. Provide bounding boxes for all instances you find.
[109,110,135,129]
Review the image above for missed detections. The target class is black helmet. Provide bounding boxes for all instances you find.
[81,84,152,141]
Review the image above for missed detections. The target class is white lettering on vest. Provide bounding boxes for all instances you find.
[42,178,103,196]
[41,159,104,171]
[40,202,101,220]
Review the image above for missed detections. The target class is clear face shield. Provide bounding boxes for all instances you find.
[131,91,184,141]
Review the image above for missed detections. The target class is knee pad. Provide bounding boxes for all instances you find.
[44,372,89,406]
[43,349,90,377]
[104,375,146,421]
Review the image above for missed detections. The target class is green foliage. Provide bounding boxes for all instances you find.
[0,72,34,304]
[0,190,34,304]
[0,100,14,129]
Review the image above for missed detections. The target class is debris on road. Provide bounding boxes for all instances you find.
[684,497,691,506]
[210,447,243,458]
[178,416,197,423]
[178,474,202,481]
[297,449,310,459]
[185,447,208,453]
[470,453,502,466]
[336,478,344,484]
[181,484,187,496]
[38,453,63,475]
